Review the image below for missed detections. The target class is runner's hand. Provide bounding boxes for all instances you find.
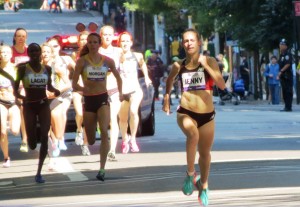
[162,94,171,115]
[54,89,61,97]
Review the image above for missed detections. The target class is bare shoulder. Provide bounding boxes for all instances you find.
[62,55,75,63]
[207,56,219,69]
[103,55,115,68]
[174,59,183,69]
[16,62,27,71]
[133,52,143,60]
[75,56,85,67]
[207,56,218,64]
[114,47,122,55]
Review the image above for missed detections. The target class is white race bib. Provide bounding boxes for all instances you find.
[182,71,206,91]
[14,56,29,65]
[28,73,48,88]
[86,65,107,81]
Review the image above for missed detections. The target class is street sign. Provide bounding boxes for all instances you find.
[294,1,300,16]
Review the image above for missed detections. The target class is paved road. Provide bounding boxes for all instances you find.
[1,9,300,206]
[1,99,300,206]
[0,9,102,45]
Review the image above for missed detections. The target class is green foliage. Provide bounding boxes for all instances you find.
[126,0,170,14]
[125,0,294,52]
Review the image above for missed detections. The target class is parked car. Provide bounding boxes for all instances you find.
[66,70,155,137]
[136,70,155,136]
[49,32,155,136]
[47,34,79,56]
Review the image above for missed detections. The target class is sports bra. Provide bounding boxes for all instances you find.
[179,59,214,92]
[82,55,109,82]
[119,52,139,79]
[50,57,69,90]
[99,46,120,69]
[22,63,49,89]
[0,65,16,89]
[11,46,29,65]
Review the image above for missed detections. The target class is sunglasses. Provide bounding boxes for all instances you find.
[52,45,59,48]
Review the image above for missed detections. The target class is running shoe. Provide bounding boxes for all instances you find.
[75,131,84,146]
[182,172,196,196]
[97,124,101,136]
[194,175,209,206]
[130,140,140,152]
[107,151,117,161]
[121,141,129,154]
[2,159,10,168]
[48,138,60,157]
[48,162,55,171]
[96,169,105,181]
[35,174,45,183]
[81,145,91,156]
[20,142,28,152]
[58,140,67,151]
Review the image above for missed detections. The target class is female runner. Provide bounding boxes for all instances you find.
[14,43,60,183]
[72,33,123,181]
[118,32,152,153]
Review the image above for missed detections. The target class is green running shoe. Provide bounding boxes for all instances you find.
[194,175,209,206]
[96,169,105,181]
[181,172,196,196]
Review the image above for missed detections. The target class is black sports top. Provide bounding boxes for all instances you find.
[178,59,214,92]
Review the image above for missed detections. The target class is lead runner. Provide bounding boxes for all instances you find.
[162,28,230,206]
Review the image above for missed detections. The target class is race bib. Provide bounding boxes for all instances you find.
[14,56,29,65]
[120,60,137,79]
[0,76,11,88]
[182,71,206,91]
[86,65,107,81]
[28,73,48,88]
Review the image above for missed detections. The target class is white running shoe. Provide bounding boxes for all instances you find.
[58,140,67,151]
[81,145,91,156]
[2,159,10,168]
[48,138,60,157]
[130,140,140,152]
[107,151,117,161]
[75,132,84,146]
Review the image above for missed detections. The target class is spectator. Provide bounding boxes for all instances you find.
[147,50,164,100]
[40,0,49,10]
[217,53,229,73]
[69,0,73,9]
[278,38,293,112]
[170,37,180,60]
[114,7,126,33]
[102,0,109,24]
[264,56,280,105]
[239,54,250,96]
[4,0,12,11]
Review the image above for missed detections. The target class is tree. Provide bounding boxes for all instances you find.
[124,0,294,99]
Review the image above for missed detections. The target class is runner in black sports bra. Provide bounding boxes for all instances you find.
[14,43,60,183]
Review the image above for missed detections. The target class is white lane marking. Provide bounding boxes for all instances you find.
[213,157,300,163]
[49,157,88,182]
[38,187,300,207]
[0,181,13,186]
